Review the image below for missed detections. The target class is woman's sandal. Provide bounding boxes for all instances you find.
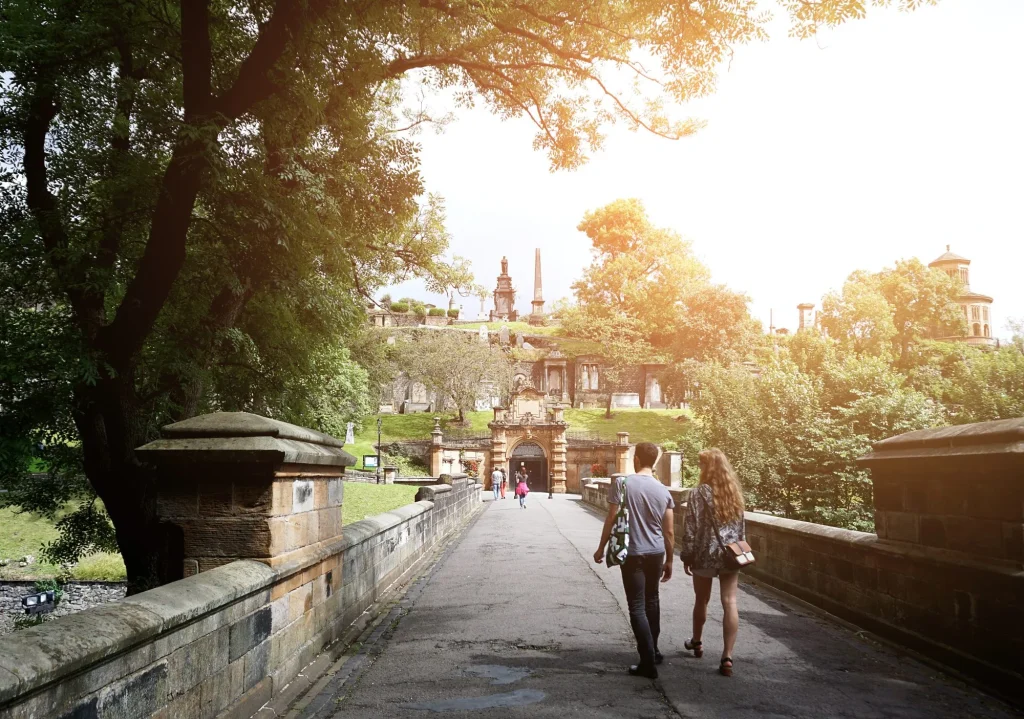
[684,639,703,658]
[719,657,733,677]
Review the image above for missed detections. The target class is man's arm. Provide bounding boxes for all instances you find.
[661,506,674,582]
[593,503,618,563]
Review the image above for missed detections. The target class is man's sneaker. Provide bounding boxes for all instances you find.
[628,664,658,679]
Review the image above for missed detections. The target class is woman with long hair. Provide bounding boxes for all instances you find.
[680,448,746,676]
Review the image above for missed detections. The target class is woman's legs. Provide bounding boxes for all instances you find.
[691,575,713,643]
[719,571,740,661]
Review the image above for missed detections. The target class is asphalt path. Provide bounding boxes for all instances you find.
[318,495,1020,718]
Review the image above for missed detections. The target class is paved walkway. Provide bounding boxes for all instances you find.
[310,496,1020,718]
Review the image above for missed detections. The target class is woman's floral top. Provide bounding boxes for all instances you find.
[681,483,745,571]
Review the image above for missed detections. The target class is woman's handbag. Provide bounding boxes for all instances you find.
[605,476,630,567]
[707,491,756,570]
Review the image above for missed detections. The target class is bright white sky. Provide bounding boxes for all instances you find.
[385,0,1024,338]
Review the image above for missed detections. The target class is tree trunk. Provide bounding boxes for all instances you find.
[74,375,165,595]
[605,392,614,419]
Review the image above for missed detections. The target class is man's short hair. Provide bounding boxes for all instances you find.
[634,442,660,469]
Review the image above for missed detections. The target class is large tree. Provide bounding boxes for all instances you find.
[0,0,932,592]
[567,198,759,363]
[397,331,512,422]
[820,259,965,367]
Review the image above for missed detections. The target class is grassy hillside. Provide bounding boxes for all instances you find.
[0,505,126,581]
[348,408,695,451]
[342,483,420,525]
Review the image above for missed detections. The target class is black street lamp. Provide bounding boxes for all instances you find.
[548,470,553,499]
[376,416,383,484]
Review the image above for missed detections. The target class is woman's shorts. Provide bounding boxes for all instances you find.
[693,567,739,578]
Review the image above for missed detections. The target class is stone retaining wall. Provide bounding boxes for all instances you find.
[0,581,127,636]
[580,483,1024,702]
[582,478,689,544]
[0,479,481,719]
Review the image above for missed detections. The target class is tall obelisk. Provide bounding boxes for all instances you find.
[529,248,545,324]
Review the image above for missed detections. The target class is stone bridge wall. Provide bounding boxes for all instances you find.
[0,479,481,719]
[582,463,1024,702]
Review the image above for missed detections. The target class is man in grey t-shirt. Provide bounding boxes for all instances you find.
[593,442,674,679]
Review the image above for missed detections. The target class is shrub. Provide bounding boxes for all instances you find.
[390,301,409,313]
[590,462,608,478]
[428,308,446,317]
[447,308,460,318]
[413,303,427,317]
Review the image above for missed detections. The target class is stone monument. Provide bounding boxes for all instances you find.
[528,248,546,326]
[489,256,518,322]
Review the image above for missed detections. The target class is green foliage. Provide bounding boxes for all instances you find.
[447,309,460,319]
[691,352,943,531]
[395,331,512,422]
[563,200,759,369]
[906,343,1024,424]
[821,259,965,365]
[428,308,446,317]
[390,302,409,313]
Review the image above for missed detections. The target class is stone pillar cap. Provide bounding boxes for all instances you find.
[137,411,356,466]
[859,417,1024,467]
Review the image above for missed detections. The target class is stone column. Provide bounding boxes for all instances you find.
[490,425,507,490]
[551,427,568,494]
[430,416,444,477]
[615,432,630,475]
[656,451,683,487]
[136,411,355,578]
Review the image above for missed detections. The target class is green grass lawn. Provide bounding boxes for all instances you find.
[342,483,420,525]
[0,504,126,581]
[564,408,695,445]
[347,408,695,454]
[463,321,564,336]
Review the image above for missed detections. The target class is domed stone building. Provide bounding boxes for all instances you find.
[928,246,995,347]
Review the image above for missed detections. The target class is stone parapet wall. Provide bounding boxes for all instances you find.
[582,479,689,547]
[0,481,481,719]
[581,482,1024,699]
[0,581,127,636]
[743,513,1023,701]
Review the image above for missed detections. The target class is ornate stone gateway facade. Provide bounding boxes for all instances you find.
[489,386,568,493]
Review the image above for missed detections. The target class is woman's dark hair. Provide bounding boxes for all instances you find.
[634,442,660,469]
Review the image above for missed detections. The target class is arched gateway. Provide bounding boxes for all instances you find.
[509,440,548,493]
[489,385,568,493]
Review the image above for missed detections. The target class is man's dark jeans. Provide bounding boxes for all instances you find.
[620,553,664,667]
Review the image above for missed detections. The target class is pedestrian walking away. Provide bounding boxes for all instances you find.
[491,467,503,501]
[515,464,530,509]
[593,442,674,679]
[680,447,746,677]
[500,468,507,499]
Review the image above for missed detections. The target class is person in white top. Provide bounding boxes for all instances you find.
[490,468,503,500]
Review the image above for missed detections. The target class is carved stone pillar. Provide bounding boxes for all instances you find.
[552,426,568,494]
[615,432,630,475]
[430,416,444,477]
[490,426,508,490]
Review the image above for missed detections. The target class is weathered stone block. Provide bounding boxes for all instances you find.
[197,484,234,518]
[232,482,273,515]
[228,607,273,662]
[882,511,918,543]
[167,626,228,699]
[272,480,293,516]
[242,640,271,693]
[328,478,344,507]
[96,663,168,719]
[180,518,271,558]
[292,480,315,514]
[156,482,200,519]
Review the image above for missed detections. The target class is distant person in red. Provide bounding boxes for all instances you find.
[500,468,508,499]
[515,463,530,509]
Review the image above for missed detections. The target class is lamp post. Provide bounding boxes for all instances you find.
[548,470,553,499]
[376,416,383,484]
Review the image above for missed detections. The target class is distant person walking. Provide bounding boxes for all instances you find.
[515,464,530,509]
[500,468,507,499]
[681,448,746,677]
[491,467,503,501]
[593,442,674,679]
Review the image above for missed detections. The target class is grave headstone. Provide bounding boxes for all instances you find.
[478,325,488,343]
[345,421,355,445]
[516,333,524,348]
[499,325,510,346]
